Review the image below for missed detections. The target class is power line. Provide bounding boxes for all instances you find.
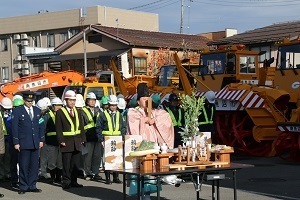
[137,0,180,12]
[128,0,167,10]
[193,0,300,7]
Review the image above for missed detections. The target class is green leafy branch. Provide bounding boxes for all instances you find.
[179,89,205,143]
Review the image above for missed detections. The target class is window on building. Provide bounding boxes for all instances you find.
[70,29,79,37]
[32,36,39,47]
[47,34,55,47]
[59,33,68,45]
[2,67,9,80]
[0,38,8,51]
[134,57,147,75]
[32,63,44,74]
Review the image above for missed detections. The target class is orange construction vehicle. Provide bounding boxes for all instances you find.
[0,70,116,101]
[0,71,84,101]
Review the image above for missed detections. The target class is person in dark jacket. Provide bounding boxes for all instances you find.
[198,91,216,142]
[44,97,63,184]
[55,90,86,190]
[82,92,102,181]
[0,97,13,182]
[9,98,24,189]
[165,93,185,147]
[12,91,45,194]
[96,94,126,184]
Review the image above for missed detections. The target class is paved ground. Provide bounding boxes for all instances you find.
[0,155,299,200]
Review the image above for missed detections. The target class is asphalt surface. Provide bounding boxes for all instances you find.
[0,155,299,200]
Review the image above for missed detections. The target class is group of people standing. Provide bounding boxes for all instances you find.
[0,83,216,199]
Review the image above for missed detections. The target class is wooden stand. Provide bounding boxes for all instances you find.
[211,149,234,167]
[139,154,157,171]
[156,153,174,169]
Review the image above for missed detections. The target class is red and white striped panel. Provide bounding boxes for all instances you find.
[215,87,246,101]
[238,91,265,109]
[277,125,300,133]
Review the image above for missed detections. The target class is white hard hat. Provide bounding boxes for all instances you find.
[51,97,63,105]
[117,98,126,110]
[75,94,85,108]
[0,97,13,109]
[36,99,48,110]
[95,100,100,108]
[205,91,216,104]
[43,97,51,107]
[12,95,23,101]
[86,92,97,99]
[64,90,76,100]
[108,95,118,105]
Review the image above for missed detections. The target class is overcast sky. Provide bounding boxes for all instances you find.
[1,0,300,34]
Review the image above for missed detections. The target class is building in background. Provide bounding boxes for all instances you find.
[48,25,210,78]
[0,5,159,83]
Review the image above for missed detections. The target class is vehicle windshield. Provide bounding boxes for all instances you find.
[239,55,256,74]
[277,44,300,69]
[86,87,105,100]
[158,65,177,86]
[199,52,226,75]
[63,86,104,100]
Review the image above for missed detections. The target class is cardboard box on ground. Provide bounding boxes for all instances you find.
[104,135,142,170]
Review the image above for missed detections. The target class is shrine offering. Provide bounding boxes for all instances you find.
[104,136,123,170]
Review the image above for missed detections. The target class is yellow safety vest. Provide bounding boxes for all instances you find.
[47,110,56,136]
[166,107,182,127]
[0,112,7,136]
[199,105,214,125]
[82,107,95,130]
[61,107,81,136]
[102,110,121,136]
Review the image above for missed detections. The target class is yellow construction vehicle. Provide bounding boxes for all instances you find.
[63,76,116,100]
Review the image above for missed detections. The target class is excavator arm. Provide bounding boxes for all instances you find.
[0,70,84,100]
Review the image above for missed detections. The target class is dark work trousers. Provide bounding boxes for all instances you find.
[62,151,81,186]
[19,149,39,191]
[9,146,19,184]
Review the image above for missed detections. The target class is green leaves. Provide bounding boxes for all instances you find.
[179,89,205,143]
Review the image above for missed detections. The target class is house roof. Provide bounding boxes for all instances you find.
[47,49,129,62]
[55,25,210,52]
[208,21,300,46]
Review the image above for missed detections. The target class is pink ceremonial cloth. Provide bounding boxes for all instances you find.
[127,107,174,149]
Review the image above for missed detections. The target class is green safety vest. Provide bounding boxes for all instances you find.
[82,107,95,130]
[0,112,7,136]
[166,107,182,127]
[61,107,81,136]
[47,110,56,136]
[102,110,121,136]
[199,105,214,125]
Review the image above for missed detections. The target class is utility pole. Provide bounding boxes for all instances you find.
[180,0,184,34]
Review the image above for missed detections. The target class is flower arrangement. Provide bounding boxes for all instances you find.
[179,89,205,143]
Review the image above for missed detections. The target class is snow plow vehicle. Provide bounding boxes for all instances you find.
[195,42,300,160]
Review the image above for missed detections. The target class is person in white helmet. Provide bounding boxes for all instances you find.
[198,91,216,141]
[55,90,86,189]
[0,97,13,183]
[96,94,126,184]
[81,92,102,181]
[42,97,51,109]
[36,99,51,180]
[117,98,127,123]
[43,97,64,184]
